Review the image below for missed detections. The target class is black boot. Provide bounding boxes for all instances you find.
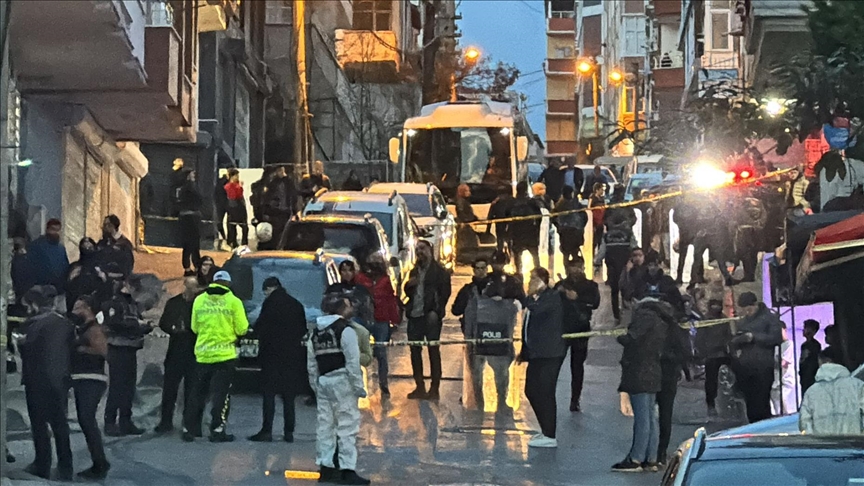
[77,462,111,480]
[340,470,371,485]
[407,387,427,400]
[248,430,272,442]
[210,431,235,443]
[119,421,145,436]
[154,421,174,434]
[318,466,338,483]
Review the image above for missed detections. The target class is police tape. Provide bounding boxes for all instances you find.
[370,317,739,347]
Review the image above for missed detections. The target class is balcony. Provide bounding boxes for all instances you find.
[198,0,240,32]
[547,99,577,116]
[653,52,684,89]
[653,0,682,17]
[701,51,738,70]
[546,140,579,156]
[547,17,576,34]
[545,58,577,75]
[10,1,197,142]
[335,30,401,83]
[746,0,809,88]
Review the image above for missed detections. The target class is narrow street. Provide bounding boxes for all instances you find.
[5,252,725,486]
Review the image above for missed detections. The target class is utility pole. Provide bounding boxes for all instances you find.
[0,0,10,463]
[293,0,311,174]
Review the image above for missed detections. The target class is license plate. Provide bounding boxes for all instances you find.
[239,339,259,358]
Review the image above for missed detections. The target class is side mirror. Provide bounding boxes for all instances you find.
[389,256,400,267]
[436,207,448,221]
[516,136,529,162]
[388,137,400,164]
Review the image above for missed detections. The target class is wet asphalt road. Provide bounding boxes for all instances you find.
[4,263,722,486]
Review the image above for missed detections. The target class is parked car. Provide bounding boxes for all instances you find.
[574,164,620,201]
[303,191,415,287]
[366,182,456,270]
[661,429,864,486]
[279,214,403,302]
[222,250,340,371]
[623,172,664,201]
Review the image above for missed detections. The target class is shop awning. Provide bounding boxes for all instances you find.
[796,213,864,295]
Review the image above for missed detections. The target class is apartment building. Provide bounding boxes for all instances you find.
[545,0,578,159]
[8,0,202,256]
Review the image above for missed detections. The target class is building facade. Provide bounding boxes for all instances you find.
[544,0,578,161]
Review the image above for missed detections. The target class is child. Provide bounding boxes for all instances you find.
[771,322,798,415]
[799,320,821,395]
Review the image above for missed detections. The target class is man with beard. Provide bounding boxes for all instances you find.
[28,219,69,299]
[555,258,600,412]
[97,215,135,278]
[353,256,400,396]
[405,240,451,400]
[250,277,307,442]
[19,286,75,480]
[488,251,526,303]
[155,277,201,434]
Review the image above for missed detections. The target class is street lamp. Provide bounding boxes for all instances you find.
[608,69,624,84]
[576,57,600,137]
[452,47,483,101]
[763,98,786,117]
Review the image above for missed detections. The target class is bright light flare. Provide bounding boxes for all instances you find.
[464,47,481,62]
[691,164,731,189]
[740,170,752,179]
[764,99,785,117]
[406,129,417,137]
[608,70,624,83]
[577,60,594,74]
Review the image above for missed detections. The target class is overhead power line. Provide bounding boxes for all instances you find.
[517,0,544,15]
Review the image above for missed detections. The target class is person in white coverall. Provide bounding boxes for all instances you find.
[307,293,370,485]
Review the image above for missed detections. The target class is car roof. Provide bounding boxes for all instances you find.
[366,183,433,195]
[696,434,864,461]
[311,191,404,213]
[299,213,377,226]
[230,250,335,265]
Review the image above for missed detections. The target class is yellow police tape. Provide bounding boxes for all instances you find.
[372,317,739,347]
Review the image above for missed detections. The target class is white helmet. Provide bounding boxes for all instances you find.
[256,222,273,243]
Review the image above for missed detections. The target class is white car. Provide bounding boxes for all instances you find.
[303,191,416,289]
[366,182,456,270]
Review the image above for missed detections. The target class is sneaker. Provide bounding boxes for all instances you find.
[657,452,668,467]
[642,461,660,472]
[154,422,174,434]
[407,388,427,400]
[248,430,272,442]
[611,459,643,472]
[527,435,558,448]
[209,431,235,443]
[104,423,123,437]
[340,470,371,485]
[120,422,145,435]
[77,463,111,480]
[284,432,294,443]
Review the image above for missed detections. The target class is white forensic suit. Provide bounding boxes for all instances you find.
[307,315,366,472]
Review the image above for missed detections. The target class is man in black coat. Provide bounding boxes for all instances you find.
[213,172,230,243]
[97,215,135,278]
[555,258,600,412]
[155,277,201,433]
[262,166,298,250]
[176,170,204,275]
[507,181,544,274]
[729,292,784,423]
[249,277,307,442]
[405,240,451,400]
[19,285,75,480]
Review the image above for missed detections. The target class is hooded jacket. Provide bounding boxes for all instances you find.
[191,283,249,363]
[20,311,75,392]
[617,298,673,395]
[799,363,864,435]
[520,288,566,360]
[306,315,365,397]
[729,303,784,371]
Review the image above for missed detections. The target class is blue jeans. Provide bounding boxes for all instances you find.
[369,322,390,388]
[627,392,659,463]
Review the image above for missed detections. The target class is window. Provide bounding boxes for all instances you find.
[622,15,646,57]
[266,0,292,25]
[555,46,574,58]
[710,11,730,50]
[353,0,392,31]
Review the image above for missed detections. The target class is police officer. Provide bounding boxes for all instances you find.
[308,294,369,485]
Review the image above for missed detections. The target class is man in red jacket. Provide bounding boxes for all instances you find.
[355,253,400,397]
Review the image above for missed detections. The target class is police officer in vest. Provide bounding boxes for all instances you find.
[307,293,370,485]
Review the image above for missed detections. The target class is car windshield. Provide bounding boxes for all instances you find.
[282,222,379,261]
[222,258,326,317]
[404,127,512,203]
[627,175,663,196]
[307,206,393,239]
[401,194,432,217]
[684,457,864,486]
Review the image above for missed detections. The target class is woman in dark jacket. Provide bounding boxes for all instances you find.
[518,267,565,449]
[195,256,220,287]
[612,287,672,472]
